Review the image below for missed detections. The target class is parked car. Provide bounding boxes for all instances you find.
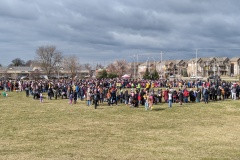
[196,76,203,79]
[190,75,196,79]
[20,76,29,80]
[208,75,220,80]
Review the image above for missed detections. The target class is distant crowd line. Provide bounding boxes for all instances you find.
[0,78,239,110]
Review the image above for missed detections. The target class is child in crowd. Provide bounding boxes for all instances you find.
[144,93,149,111]
[40,93,43,103]
[73,90,77,104]
[69,93,73,105]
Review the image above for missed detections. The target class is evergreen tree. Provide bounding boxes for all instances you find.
[108,72,118,78]
[182,70,188,77]
[151,69,159,80]
[98,69,108,78]
[143,67,150,79]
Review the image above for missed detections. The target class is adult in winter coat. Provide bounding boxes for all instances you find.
[196,88,201,102]
[178,89,183,105]
[163,89,169,103]
[189,89,195,103]
[203,88,209,104]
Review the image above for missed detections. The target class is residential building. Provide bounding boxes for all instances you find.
[188,57,231,77]
[230,57,240,76]
[0,66,43,79]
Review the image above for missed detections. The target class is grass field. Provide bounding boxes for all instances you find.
[1,91,240,160]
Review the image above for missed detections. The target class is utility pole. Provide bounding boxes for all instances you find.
[133,54,136,79]
[160,51,163,75]
[196,49,198,77]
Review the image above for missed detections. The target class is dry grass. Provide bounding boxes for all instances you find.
[1,91,240,160]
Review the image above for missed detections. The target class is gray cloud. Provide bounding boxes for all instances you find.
[1,0,240,66]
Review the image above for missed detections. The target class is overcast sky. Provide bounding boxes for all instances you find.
[1,0,240,66]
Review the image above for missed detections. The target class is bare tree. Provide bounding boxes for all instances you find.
[25,60,33,66]
[115,60,130,76]
[96,64,104,70]
[107,60,130,77]
[84,63,92,74]
[106,63,117,73]
[63,55,80,79]
[36,45,63,76]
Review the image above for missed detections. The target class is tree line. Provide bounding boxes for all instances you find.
[2,45,161,80]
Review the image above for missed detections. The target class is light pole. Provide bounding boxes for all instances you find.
[146,57,149,72]
[56,62,60,79]
[196,49,198,77]
[238,61,240,80]
[151,57,156,70]
[160,51,163,75]
[214,60,216,76]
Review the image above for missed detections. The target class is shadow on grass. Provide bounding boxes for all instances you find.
[153,108,166,111]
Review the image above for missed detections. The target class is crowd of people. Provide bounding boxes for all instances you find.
[0,77,239,110]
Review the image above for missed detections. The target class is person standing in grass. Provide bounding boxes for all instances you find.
[148,93,154,110]
[73,90,78,104]
[25,84,29,97]
[93,90,99,109]
[217,86,222,101]
[178,89,183,105]
[221,87,225,101]
[231,83,237,100]
[195,88,201,103]
[144,93,149,111]
[124,90,129,105]
[106,90,111,106]
[163,89,169,103]
[157,89,162,103]
[168,91,173,108]
[69,93,73,105]
[189,89,195,103]
[203,88,209,104]
[183,88,189,103]
[40,93,43,103]
[86,91,91,106]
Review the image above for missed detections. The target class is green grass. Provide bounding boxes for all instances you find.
[1,92,240,160]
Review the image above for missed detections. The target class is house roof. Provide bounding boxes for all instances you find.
[0,67,8,72]
[9,67,34,72]
[188,58,202,63]
[230,57,240,61]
